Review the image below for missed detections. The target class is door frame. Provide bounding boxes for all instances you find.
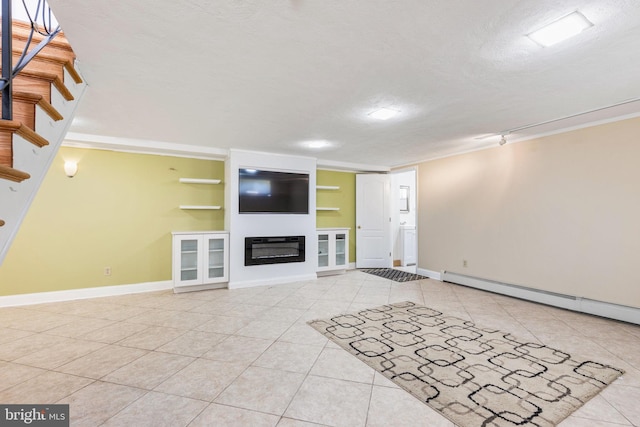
[390,167,418,270]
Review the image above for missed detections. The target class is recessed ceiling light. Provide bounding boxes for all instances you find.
[300,140,334,150]
[527,11,593,47]
[369,107,400,120]
[307,140,329,148]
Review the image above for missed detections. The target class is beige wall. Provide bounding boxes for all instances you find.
[0,147,224,296]
[418,116,640,309]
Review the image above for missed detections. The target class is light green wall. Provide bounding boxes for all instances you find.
[0,147,225,296]
[316,170,356,263]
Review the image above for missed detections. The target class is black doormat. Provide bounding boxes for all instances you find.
[361,268,428,282]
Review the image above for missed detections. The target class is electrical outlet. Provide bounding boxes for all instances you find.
[104,267,111,276]
[463,260,468,268]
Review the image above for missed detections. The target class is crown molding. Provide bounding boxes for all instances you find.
[316,159,390,173]
[63,133,228,160]
[63,133,392,171]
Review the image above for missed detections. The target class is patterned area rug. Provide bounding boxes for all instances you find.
[361,268,427,282]
[308,301,624,427]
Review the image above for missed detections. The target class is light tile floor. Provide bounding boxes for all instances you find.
[0,271,639,426]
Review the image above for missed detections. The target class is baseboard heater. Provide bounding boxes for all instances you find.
[442,271,640,326]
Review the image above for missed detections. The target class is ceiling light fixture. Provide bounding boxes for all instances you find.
[527,11,593,47]
[300,140,335,150]
[306,140,330,149]
[369,107,400,120]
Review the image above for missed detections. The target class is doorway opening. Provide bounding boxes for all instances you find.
[391,168,417,274]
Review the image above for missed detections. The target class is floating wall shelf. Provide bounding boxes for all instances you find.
[178,178,223,210]
[316,185,340,190]
[179,205,222,210]
[179,178,221,184]
[316,207,340,211]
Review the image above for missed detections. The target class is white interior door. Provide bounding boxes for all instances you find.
[356,174,391,268]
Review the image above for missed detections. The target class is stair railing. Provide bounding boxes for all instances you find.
[1,0,13,120]
[1,0,61,120]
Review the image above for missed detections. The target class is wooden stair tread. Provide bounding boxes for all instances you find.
[12,69,74,101]
[8,51,67,86]
[14,91,63,121]
[0,91,64,122]
[11,74,51,104]
[9,21,74,52]
[0,164,30,182]
[7,37,75,61]
[0,120,49,147]
[7,46,83,84]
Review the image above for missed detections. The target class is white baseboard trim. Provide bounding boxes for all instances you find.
[0,280,173,308]
[173,282,227,294]
[228,273,318,290]
[443,271,640,325]
[317,263,355,277]
[418,268,442,281]
[317,269,347,277]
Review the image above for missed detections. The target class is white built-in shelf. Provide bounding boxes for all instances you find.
[178,178,222,210]
[179,178,221,184]
[179,205,222,210]
[317,185,340,212]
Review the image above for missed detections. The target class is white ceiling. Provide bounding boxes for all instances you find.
[47,0,640,168]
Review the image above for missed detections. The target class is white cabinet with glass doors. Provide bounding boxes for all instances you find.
[317,228,350,275]
[172,231,229,292]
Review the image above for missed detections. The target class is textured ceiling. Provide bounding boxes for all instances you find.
[48,0,640,168]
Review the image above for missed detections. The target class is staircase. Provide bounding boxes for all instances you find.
[0,19,87,264]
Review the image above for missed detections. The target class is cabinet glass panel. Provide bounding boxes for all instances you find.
[207,238,225,279]
[335,233,346,266]
[208,266,224,278]
[318,234,329,268]
[180,239,199,281]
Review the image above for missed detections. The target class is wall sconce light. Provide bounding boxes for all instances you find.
[64,161,78,178]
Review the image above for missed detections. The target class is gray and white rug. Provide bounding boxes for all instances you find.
[308,301,624,427]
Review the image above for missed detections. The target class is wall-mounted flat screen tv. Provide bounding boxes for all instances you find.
[239,168,309,214]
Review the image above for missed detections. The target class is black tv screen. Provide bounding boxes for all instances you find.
[239,168,309,214]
